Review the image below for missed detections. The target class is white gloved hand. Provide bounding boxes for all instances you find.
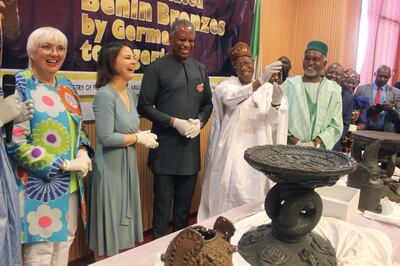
[258,61,282,85]
[15,100,34,123]
[172,118,191,137]
[186,119,201,138]
[296,141,315,147]
[136,130,159,149]
[76,148,92,174]
[271,82,283,106]
[64,158,90,177]
[0,94,21,127]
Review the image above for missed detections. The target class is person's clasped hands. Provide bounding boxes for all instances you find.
[172,117,201,138]
[63,148,92,177]
[0,94,34,126]
[258,61,282,85]
[135,130,159,149]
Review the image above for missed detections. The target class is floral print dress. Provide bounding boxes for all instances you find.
[7,70,92,244]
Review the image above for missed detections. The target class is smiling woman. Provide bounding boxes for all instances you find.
[6,27,94,266]
[87,41,158,259]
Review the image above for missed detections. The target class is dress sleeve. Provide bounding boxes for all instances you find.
[318,89,344,149]
[93,89,126,147]
[7,74,65,180]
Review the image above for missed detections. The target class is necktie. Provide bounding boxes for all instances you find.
[374,87,381,105]
[371,87,381,122]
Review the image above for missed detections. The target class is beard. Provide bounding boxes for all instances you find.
[304,67,320,79]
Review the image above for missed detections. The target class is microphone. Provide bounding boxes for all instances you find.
[2,74,16,143]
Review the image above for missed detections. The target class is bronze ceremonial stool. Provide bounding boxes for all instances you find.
[349,130,400,210]
[238,145,357,266]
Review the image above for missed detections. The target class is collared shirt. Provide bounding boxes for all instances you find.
[372,82,388,104]
[368,82,388,130]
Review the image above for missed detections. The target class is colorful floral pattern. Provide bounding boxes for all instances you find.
[32,119,70,156]
[31,85,65,117]
[27,205,62,238]
[16,145,54,170]
[58,85,81,116]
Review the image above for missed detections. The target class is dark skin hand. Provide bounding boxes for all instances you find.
[381,103,395,112]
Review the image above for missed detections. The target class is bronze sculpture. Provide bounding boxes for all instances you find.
[161,216,236,266]
[238,145,357,266]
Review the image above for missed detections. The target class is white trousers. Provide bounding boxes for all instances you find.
[23,192,79,266]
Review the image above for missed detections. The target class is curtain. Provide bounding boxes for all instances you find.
[359,0,400,85]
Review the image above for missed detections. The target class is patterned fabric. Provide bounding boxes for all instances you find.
[7,70,93,244]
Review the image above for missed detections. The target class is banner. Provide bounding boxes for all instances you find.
[2,0,255,76]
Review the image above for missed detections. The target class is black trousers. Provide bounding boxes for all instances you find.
[152,173,197,239]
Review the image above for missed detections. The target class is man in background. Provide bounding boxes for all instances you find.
[282,40,343,149]
[325,63,353,151]
[355,65,400,132]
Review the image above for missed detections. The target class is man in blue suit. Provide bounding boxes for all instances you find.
[355,65,400,132]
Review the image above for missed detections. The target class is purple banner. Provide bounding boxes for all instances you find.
[3,0,255,76]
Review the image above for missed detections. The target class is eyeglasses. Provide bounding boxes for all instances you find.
[39,44,66,54]
[233,61,253,69]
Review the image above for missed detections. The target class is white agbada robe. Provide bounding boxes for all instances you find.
[197,76,288,221]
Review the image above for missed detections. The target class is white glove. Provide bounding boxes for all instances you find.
[259,61,282,85]
[76,148,92,174]
[186,119,201,138]
[172,118,191,137]
[0,94,20,127]
[64,158,90,177]
[297,141,314,147]
[136,130,159,149]
[271,82,283,105]
[15,100,34,123]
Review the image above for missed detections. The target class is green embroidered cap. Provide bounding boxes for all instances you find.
[306,40,328,56]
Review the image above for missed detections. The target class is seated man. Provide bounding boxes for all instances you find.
[197,42,288,221]
[282,40,343,149]
[355,65,400,132]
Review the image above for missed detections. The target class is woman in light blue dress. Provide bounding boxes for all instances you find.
[88,42,158,258]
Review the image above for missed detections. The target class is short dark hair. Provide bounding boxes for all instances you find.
[96,41,134,88]
[170,19,195,37]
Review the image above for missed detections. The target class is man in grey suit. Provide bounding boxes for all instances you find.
[355,65,400,132]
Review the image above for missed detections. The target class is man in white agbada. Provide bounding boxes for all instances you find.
[197,42,288,221]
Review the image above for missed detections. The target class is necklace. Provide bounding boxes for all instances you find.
[30,69,57,88]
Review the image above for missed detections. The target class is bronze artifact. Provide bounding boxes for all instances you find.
[161,216,236,266]
[350,130,400,204]
[348,139,384,213]
[238,145,357,266]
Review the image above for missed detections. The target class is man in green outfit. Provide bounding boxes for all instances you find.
[282,40,343,149]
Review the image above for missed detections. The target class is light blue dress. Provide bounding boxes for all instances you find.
[0,127,21,266]
[88,84,143,256]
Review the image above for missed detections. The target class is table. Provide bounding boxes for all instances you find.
[90,199,399,266]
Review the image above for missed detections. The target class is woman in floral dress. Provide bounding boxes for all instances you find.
[7,27,93,266]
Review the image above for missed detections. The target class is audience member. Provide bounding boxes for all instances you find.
[355,65,400,132]
[325,63,353,152]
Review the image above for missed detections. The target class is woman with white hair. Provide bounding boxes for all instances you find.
[7,27,93,265]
